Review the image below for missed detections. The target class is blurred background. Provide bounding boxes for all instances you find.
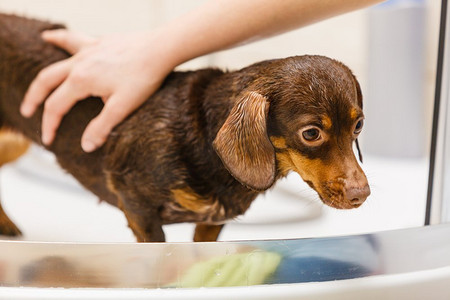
[0,0,442,242]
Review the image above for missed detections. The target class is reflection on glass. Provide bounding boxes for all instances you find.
[2,224,450,289]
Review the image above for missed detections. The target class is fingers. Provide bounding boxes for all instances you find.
[41,80,89,146]
[21,30,96,117]
[20,59,72,117]
[42,29,96,55]
[81,92,142,152]
[20,30,159,152]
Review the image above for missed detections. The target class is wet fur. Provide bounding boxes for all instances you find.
[0,14,368,242]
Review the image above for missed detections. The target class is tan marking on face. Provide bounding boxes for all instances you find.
[270,136,287,149]
[276,150,327,181]
[350,108,359,120]
[275,151,295,176]
[322,116,332,130]
[285,150,325,181]
[276,149,348,207]
[172,187,215,214]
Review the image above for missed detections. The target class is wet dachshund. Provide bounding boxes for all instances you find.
[0,14,370,242]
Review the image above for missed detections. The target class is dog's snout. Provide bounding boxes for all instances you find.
[346,185,370,205]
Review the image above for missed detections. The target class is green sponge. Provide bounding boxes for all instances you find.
[171,251,282,288]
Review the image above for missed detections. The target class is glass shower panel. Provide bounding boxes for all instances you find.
[428,0,450,224]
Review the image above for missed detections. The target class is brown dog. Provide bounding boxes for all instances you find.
[0,14,370,242]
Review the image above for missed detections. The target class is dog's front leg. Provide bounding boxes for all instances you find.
[105,171,165,242]
[117,198,165,243]
[123,208,165,242]
[194,223,224,242]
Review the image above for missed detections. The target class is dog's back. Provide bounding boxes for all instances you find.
[0,14,66,137]
[0,14,258,241]
[0,14,123,205]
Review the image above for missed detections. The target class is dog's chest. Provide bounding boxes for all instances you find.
[159,185,257,224]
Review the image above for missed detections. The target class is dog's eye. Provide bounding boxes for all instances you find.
[302,128,321,141]
[354,119,364,135]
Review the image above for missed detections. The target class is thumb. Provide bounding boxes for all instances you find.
[42,29,97,54]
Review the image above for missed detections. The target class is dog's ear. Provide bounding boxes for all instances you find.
[213,91,275,191]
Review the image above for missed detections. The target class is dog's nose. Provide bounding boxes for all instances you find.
[346,185,371,205]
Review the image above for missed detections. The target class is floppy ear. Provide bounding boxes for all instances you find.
[213,91,275,191]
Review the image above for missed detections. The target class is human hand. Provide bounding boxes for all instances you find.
[21,29,175,152]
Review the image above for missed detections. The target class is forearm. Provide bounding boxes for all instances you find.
[157,0,385,67]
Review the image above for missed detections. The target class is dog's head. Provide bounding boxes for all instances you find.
[213,55,370,209]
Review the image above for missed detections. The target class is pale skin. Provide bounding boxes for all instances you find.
[20,0,384,152]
